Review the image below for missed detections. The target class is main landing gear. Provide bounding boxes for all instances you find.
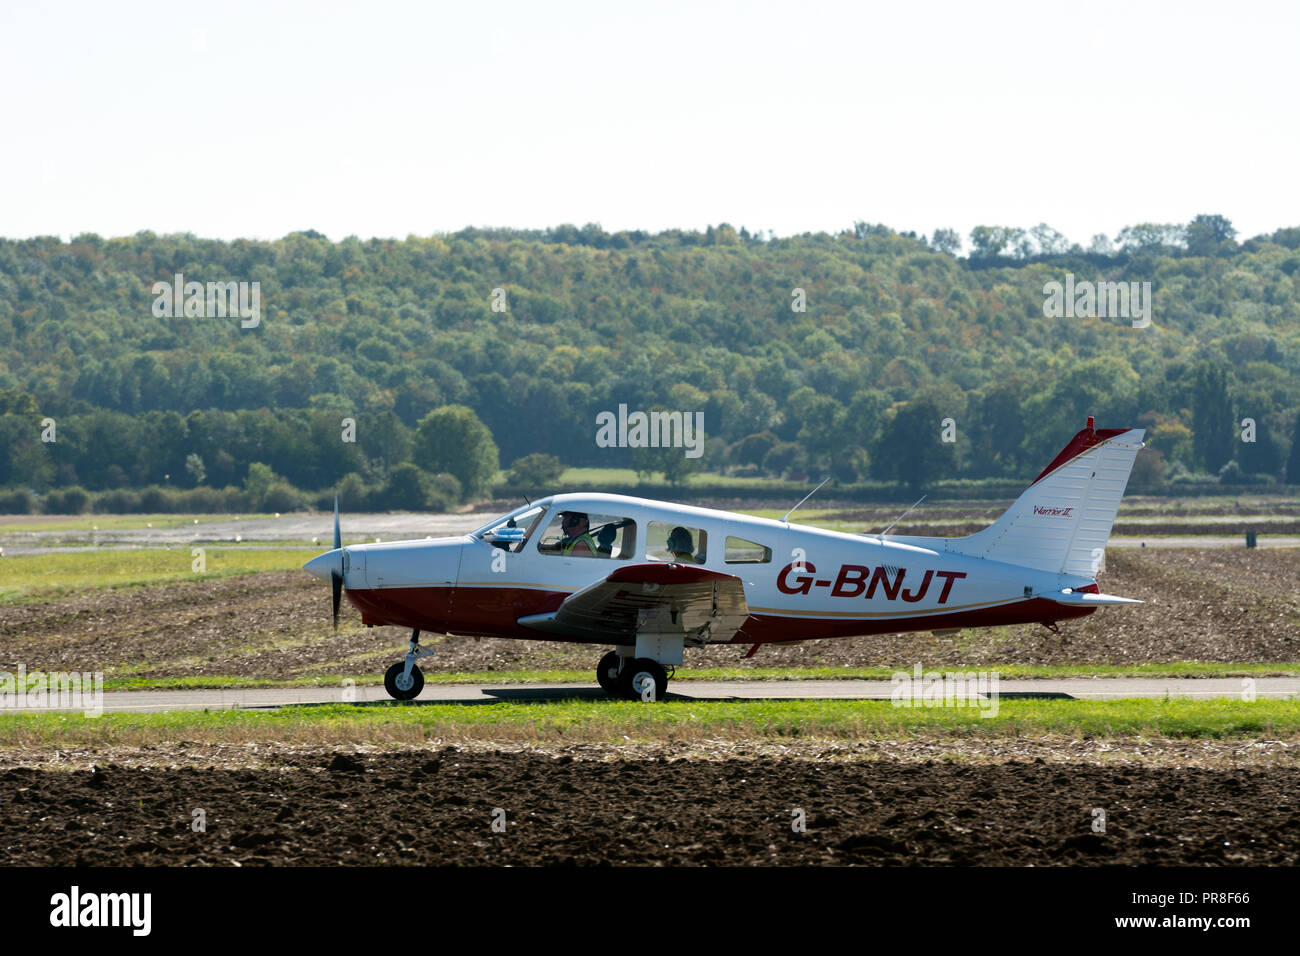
[596,650,670,701]
[384,629,435,701]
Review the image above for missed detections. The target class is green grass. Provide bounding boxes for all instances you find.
[87,661,1300,691]
[0,514,276,533]
[1,697,1297,748]
[0,547,311,604]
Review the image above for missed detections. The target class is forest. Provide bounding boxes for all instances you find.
[0,215,1297,512]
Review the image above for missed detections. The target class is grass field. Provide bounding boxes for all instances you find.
[73,660,1300,691]
[0,697,1296,749]
[0,547,310,604]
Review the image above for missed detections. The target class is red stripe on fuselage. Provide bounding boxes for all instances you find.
[345,586,1093,644]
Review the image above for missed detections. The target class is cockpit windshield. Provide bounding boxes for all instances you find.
[471,500,550,552]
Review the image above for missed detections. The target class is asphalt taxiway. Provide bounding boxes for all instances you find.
[7,677,1296,713]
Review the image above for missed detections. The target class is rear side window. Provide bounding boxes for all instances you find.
[725,536,772,564]
[647,522,707,564]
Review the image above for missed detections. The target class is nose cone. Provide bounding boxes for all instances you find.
[303,548,342,583]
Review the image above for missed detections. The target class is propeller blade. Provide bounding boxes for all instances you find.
[331,569,343,632]
[332,495,343,631]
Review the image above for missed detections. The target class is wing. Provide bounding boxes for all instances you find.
[518,563,749,645]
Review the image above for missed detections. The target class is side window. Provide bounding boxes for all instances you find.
[725,535,772,564]
[647,522,707,564]
[536,511,636,559]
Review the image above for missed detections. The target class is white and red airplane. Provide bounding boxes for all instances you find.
[305,417,1145,701]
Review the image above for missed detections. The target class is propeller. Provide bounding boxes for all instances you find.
[331,495,343,631]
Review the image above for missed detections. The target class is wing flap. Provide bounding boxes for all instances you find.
[518,563,749,644]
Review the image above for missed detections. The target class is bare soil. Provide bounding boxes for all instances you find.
[1,548,1296,680]
[2,744,1295,865]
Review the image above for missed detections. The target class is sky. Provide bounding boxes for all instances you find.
[1,0,1297,249]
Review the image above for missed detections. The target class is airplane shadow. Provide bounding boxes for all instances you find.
[259,688,1074,709]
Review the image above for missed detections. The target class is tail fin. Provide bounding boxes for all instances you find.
[949,417,1145,576]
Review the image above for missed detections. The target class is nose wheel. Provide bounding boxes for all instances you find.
[384,630,434,701]
[384,661,424,700]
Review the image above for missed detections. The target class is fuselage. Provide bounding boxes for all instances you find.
[303,493,1099,646]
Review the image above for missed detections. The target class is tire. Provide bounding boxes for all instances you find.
[596,651,621,696]
[384,661,424,701]
[619,658,668,702]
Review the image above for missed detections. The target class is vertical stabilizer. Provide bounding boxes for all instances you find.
[941,418,1145,576]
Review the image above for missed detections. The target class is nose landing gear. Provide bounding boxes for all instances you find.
[384,629,435,701]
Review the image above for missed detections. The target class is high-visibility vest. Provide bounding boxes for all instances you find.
[560,533,597,556]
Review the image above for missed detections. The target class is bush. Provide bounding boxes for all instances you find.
[261,482,305,513]
[332,473,372,511]
[1217,460,1244,484]
[0,488,38,514]
[44,486,92,514]
[138,486,171,512]
[176,485,233,512]
[94,488,143,513]
[426,472,462,512]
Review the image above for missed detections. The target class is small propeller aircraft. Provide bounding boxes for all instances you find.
[304,417,1145,701]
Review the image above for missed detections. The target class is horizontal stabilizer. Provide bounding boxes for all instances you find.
[1045,589,1142,606]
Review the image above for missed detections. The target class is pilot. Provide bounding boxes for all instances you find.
[667,526,696,563]
[558,511,599,557]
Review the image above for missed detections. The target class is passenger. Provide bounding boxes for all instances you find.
[594,521,618,557]
[558,511,598,557]
[667,526,696,563]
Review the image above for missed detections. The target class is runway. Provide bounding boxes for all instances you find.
[8,677,1296,713]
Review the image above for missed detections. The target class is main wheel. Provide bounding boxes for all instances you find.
[384,661,424,701]
[596,651,621,696]
[619,658,668,701]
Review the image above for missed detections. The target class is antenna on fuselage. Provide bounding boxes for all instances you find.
[874,495,926,541]
[781,476,830,524]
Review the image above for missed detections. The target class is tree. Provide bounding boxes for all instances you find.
[1030,223,1068,257]
[731,432,778,468]
[1191,363,1234,474]
[383,463,431,510]
[1185,214,1236,256]
[507,453,564,488]
[1087,233,1114,256]
[871,399,956,491]
[184,453,206,487]
[244,462,276,508]
[1116,223,1185,253]
[1238,425,1281,479]
[1286,414,1300,484]
[929,229,961,256]
[968,225,1016,260]
[413,405,500,498]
